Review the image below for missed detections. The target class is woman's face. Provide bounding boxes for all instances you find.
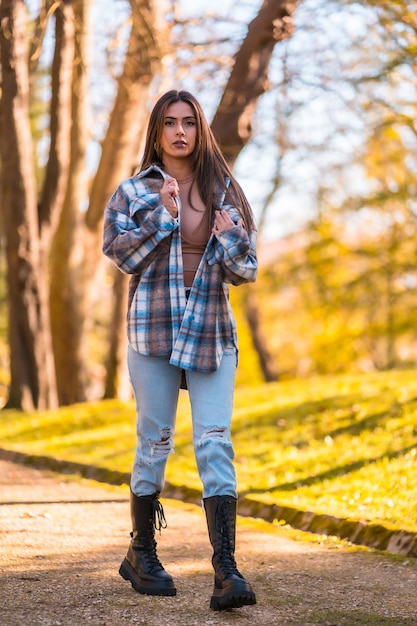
[160,101,197,162]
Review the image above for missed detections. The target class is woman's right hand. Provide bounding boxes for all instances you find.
[160,178,179,218]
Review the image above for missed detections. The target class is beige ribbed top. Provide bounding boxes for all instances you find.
[178,175,209,287]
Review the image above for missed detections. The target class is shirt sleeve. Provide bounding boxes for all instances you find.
[102,182,179,275]
[209,215,258,286]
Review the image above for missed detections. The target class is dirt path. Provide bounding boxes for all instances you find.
[0,459,416,626]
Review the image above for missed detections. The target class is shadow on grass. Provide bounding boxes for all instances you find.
[242,442,417,494]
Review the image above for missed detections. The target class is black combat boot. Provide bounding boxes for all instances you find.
[119,491,176,596]
[204,495,256,610]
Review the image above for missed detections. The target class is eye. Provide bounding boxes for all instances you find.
[164,120,174,126]
[185,120,195,126]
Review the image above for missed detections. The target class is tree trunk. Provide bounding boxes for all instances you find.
[50,0,169,404]
[49,0,91,405]
[244,291,279,381]
[86,0,170,233]
[103,268,130,400]
[82,0,170,400]
[211,0,298,168]
[211,0,300,381]
[38,0,74,242]
[0,0,57,409]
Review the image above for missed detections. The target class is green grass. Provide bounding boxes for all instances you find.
[1,369,416,532]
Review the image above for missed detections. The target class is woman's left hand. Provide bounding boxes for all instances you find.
[212,210,243,236]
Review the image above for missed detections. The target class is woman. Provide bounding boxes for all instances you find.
[103,90,257,611]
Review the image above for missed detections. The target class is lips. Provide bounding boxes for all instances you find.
[173,141,187,147]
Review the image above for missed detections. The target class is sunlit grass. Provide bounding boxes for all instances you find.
[0,370,416,531]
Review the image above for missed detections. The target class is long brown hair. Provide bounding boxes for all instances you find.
[140,90,256,233]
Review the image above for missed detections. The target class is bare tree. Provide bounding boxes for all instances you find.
[210,0,300,381]
[49,0,91,405]
[0,0,170,407]
[1,0,300,405]
[211,0,298,166]
[0,0,63,409]
[51,0,170,404]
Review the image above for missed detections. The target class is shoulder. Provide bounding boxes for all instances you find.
[114,165,167,202]
[115,166,170,216]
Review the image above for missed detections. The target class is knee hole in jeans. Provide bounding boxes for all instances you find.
[150,427,174,459]
[198,427,230,447]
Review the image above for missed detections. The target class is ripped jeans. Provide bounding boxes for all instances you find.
[127,344,237,499]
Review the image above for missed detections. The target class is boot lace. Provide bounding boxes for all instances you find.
[143,497,167,572]
[217,541,240,578]
[152,496,168,534]
[142,538,165,572]
[131,494,168,573]
[215,500,242,579]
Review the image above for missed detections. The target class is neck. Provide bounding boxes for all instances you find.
[162,156,193,181]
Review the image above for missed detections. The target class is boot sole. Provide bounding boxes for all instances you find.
[119,558,177,596]
[210,580,256,610]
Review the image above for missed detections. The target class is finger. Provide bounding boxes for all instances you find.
[219,210,233,226]
[165,178,177,191]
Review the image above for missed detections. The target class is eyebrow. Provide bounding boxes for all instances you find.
[164,115,196,120]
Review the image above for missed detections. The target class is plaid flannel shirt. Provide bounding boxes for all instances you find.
[102,164,257,372]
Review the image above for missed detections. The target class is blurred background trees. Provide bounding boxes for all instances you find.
[1,0,417,409]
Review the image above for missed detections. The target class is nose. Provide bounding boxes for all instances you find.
[176,123,185,135]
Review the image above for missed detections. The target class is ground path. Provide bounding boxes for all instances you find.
[1,459,416,626]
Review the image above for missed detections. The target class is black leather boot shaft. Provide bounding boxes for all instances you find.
[130,490,167,537]
[204,495,256,610]
[119,491,176,596]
